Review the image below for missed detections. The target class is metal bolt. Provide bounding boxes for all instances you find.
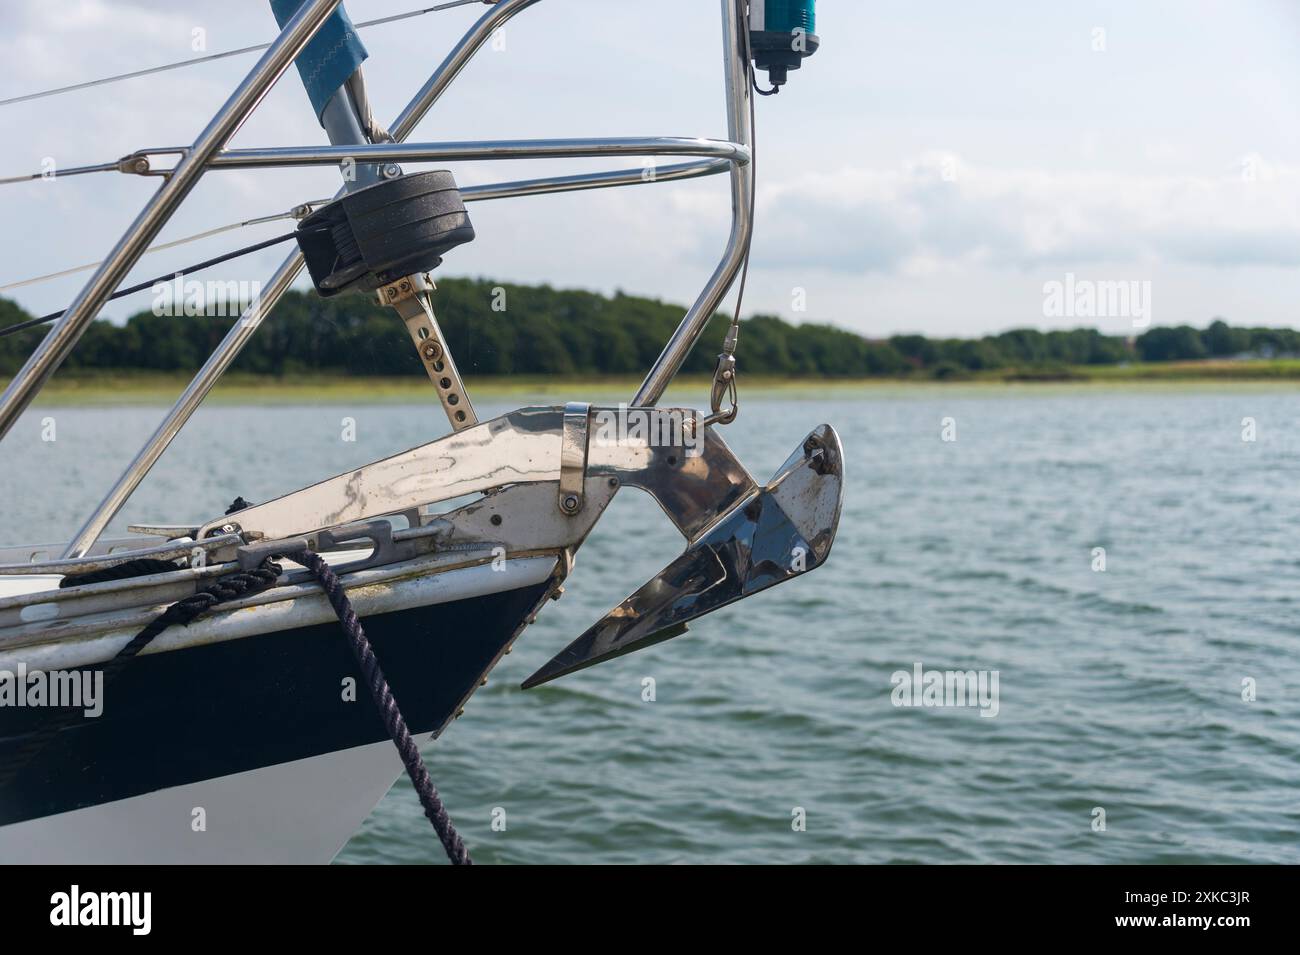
[561,494,580,513]
[420,340,443,362]
[381,163,402,180]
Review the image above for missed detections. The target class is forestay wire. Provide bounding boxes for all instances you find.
[0,1,490,108]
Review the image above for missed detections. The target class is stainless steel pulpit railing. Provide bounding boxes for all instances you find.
[0,0,755,559]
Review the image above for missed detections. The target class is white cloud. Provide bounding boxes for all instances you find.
[751,152,1300,276]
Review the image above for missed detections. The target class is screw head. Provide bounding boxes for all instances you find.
[420,340,443,361]
[561,494,580,513]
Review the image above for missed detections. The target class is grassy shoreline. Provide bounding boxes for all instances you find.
[10,361,1300,405]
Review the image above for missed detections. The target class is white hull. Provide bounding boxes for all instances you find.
[0,735,423,864]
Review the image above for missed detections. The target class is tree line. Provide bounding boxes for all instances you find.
[1,280,1294,379]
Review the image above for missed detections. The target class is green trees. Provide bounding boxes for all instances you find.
[1203,318,1250,357]
[1134,325,1208,361]
[0,281,1291,379]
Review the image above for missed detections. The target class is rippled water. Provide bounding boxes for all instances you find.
[4,386,1298,863]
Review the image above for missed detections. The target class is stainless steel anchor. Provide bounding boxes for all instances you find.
[522,423,843,687]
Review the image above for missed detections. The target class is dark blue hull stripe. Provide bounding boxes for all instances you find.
[0,582,548,827]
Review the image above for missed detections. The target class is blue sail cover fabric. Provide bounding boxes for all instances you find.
[269,0,368,122]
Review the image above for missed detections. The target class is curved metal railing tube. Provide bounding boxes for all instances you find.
[195,136,750,168]
[0,0,343,446]
[60,0,753,557]
[61,0,549,559]
[633,0,754,408]
[460,157,732,202]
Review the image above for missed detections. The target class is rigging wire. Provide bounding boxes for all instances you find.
[0,161,122,187]
[0,201,328,293]
[0,232,299,339]
[0,1,489,108]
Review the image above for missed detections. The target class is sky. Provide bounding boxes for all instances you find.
[0,0,1298,339]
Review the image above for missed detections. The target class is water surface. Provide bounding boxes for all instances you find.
[3,387,1297,863]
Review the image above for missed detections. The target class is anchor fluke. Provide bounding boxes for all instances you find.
[521,424,843,688]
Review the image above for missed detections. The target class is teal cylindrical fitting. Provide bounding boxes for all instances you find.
[753,0,815,34]
[749,0,819,90]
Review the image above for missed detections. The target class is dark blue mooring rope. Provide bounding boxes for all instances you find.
[299,549,472,865]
